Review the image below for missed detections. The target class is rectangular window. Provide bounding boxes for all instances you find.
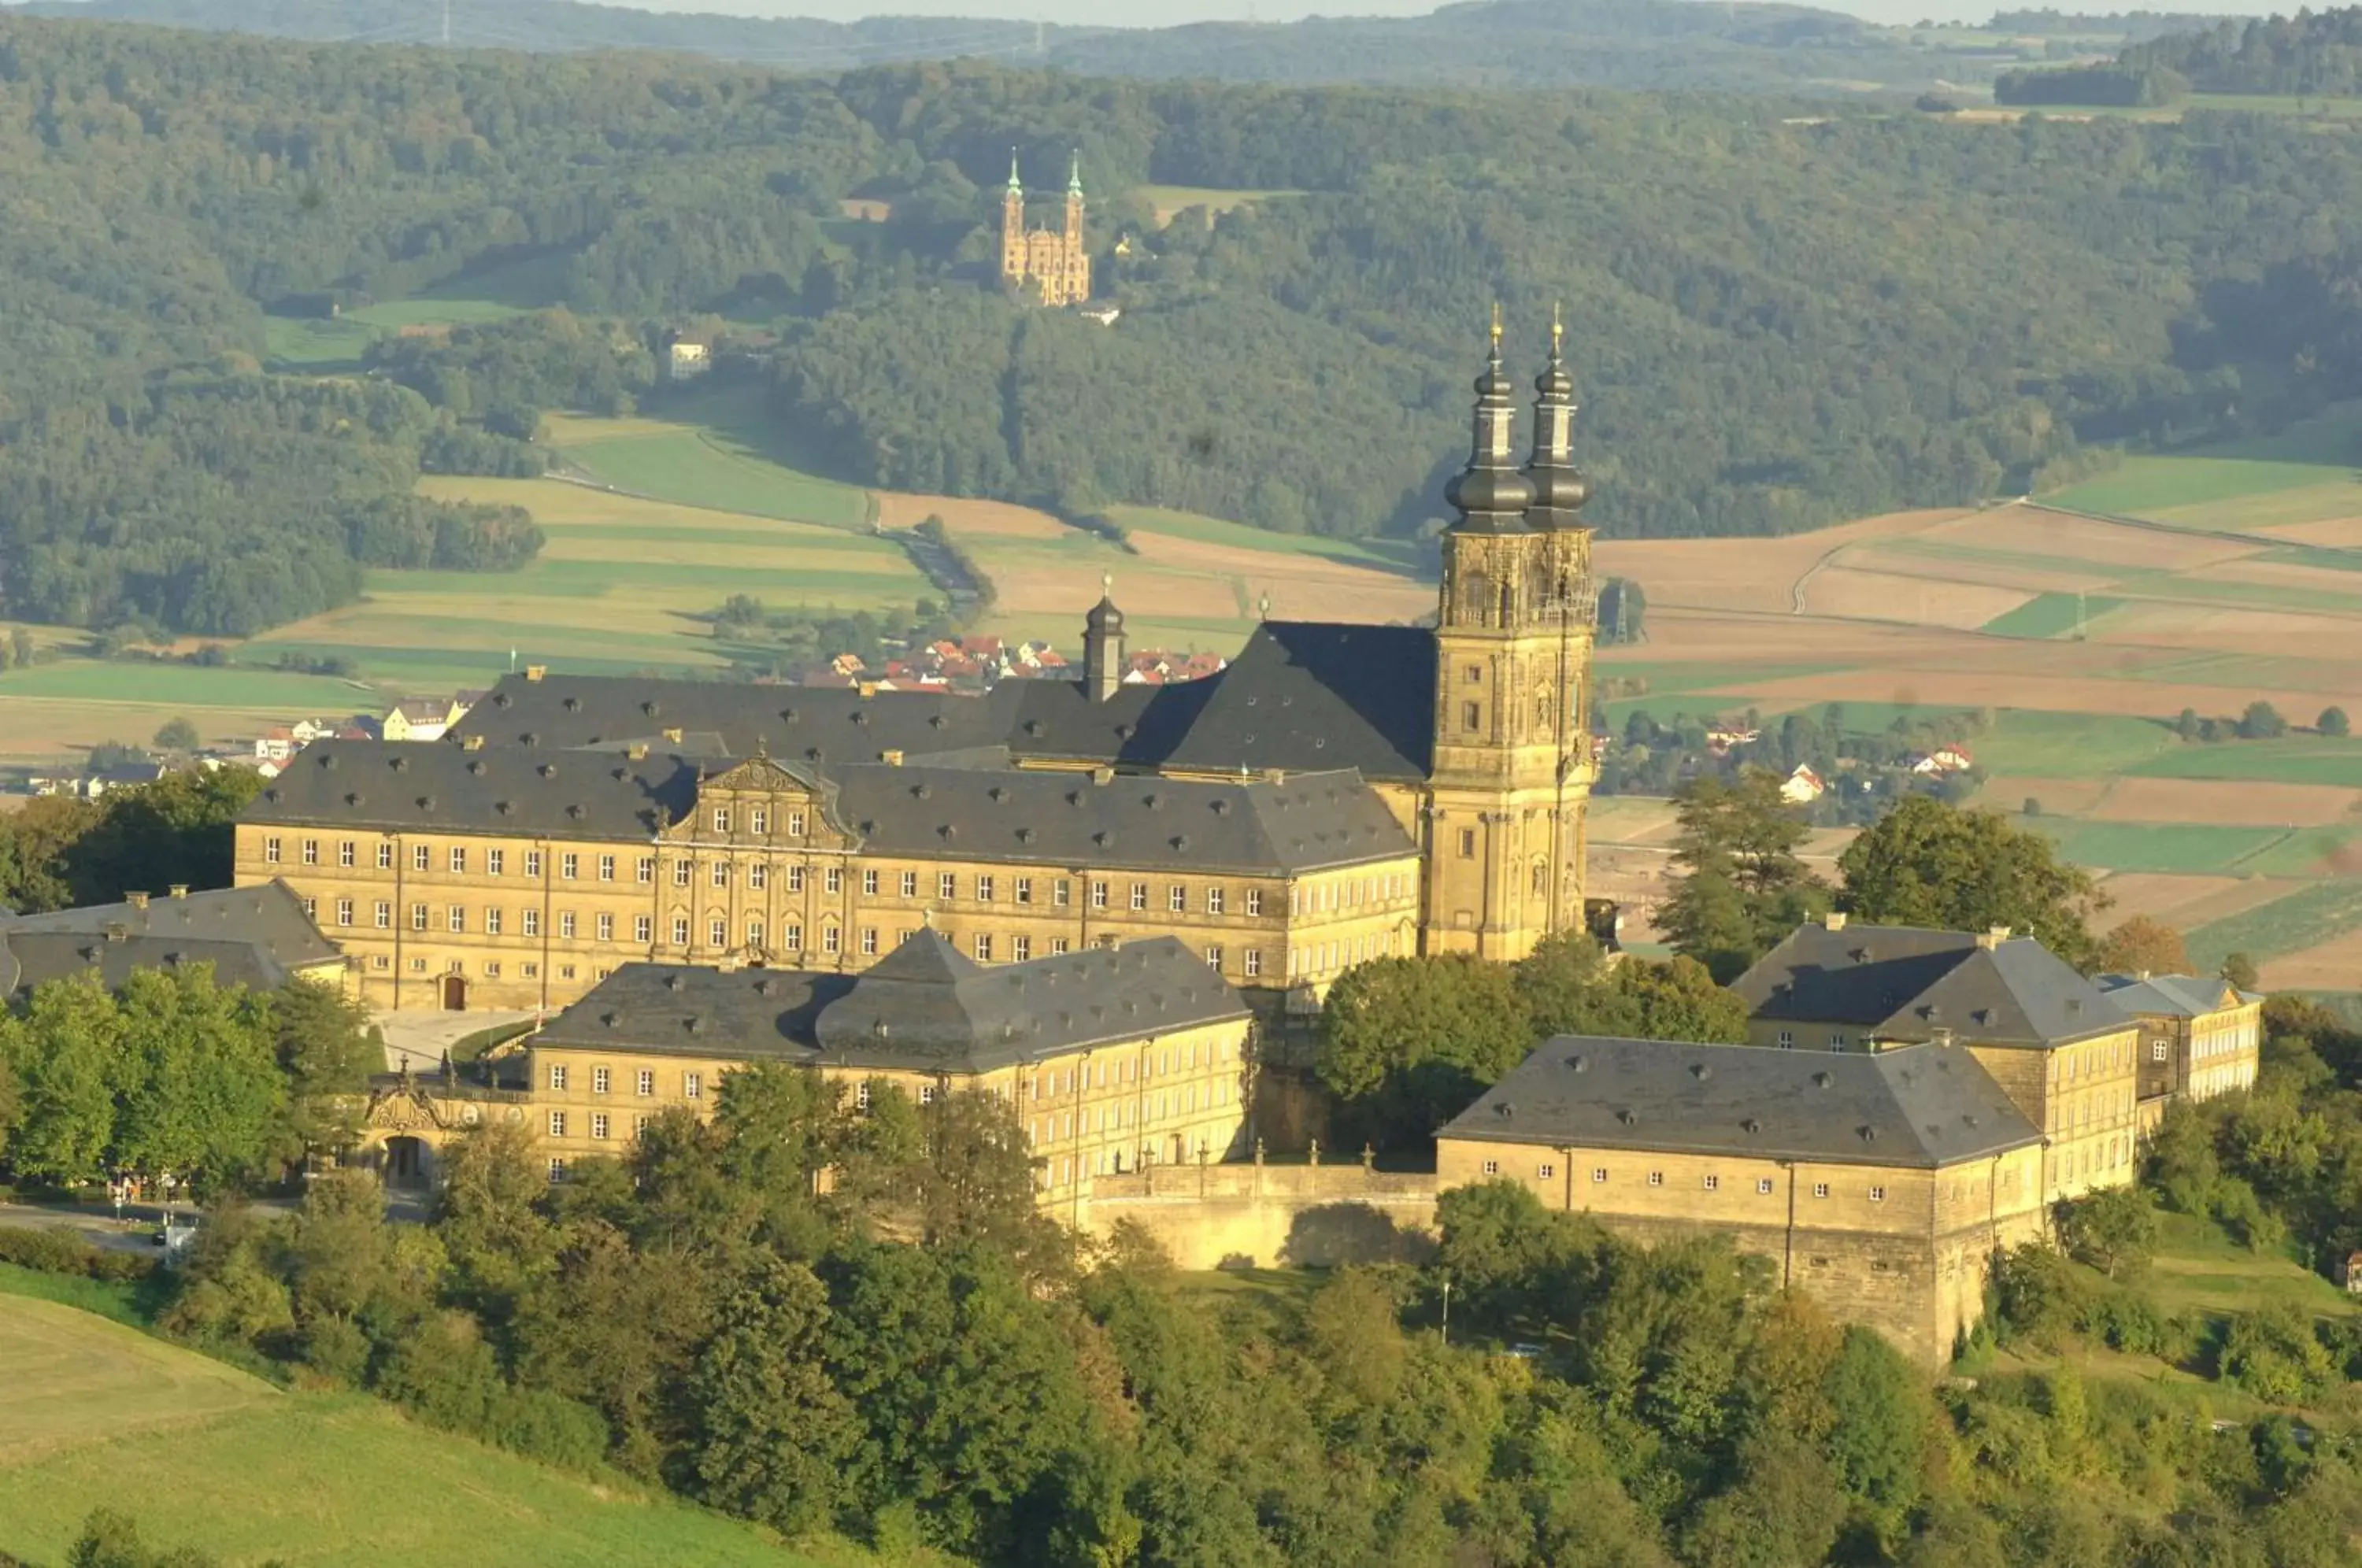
[1462,701,1481,731]
[2152,1041,2169,1063]
[978,875,997,902]
[822,925,841,955]
[635,915,653,943]
[592,1067,610,1094]
[751,808,768,835]
[1246,888,1263,916]
[1537,1163,1555,1180]
[1050,937,1070,956]
[861,926,879,956]
[597,913,614,941]
[1647,1171,1664,1187]
[336,839,355,868]
[1013,935,1031,961]
[1205,945,1223,970]
[787,811,806,837]
[787,865,805,893]
[548,1064,568,1090]
[560,911,576,940]
[1757,1178,1775,1195]
[548,1111,568,1137]
[485,908,504,936]
[374,841,393,870]
[1169,885,1187,912]
[637,856,654,884]
[1457,829,1476,858]
[712,807,731,834]
[1869,1185,1886,1203]
[265,836,283,864]
[548,1159,567,1182]
[901,871,918,897]
[1053,878,1071,908]
[974,934,994,961]
[920,1085,936,1106]
[1591,1167,1608,1183]
[683,1072,702,1100]
[524,849,542,878]
[826,867,842,895]
[1829,1032,1846,1050]
[1703,1174,1720,1191]
[636,1070,653,1096]
[302,897,320,920]
[335,897,354,927]
[1813,1182,1830,1199]
[710,861,728,889]
[521,908,540,937]
[671,916,689,945]
[598,854,615,882]
[447,904,465,934]
[1016,876,1035,905]
[750,864,768,890]
[855,1082,872,1111]
[374,901,391,930]
[673,860,691,888]
[488,849,505,876]
[591,1114,609,1141]
[939,872,957,900]
[1244,949,1262,978]
[295,838,317,867]
[709,916,727,948]
[1464,664,1483,685]
[784,924,803,951]
[864,869,879,896]
[1777,1030,1794,1048]
[448,846,465,874]
[633,1115,649,1139]
[1482,1159,1500,1177]
[1207,887,1226,915]
[747,917,765,948]
[1091,881,1109,910]
[1131,882,1147,912]
[412,844,431,871]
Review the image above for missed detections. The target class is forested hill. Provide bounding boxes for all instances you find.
[15,0,2158,94]
[2120,6,2362,95]
[14,16,2362,636]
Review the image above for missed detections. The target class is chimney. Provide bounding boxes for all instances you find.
[1976,924,2011,951]
[1083,590,1126,703]
[883,749,905,767]
[662,727,683,743]
[1090,766,1115,786]
[524,664,546,682]
[105,922,128,943]
[462,734,485,752]
[1822,910,1847,931]
[627,743,648,760]
[124,892,149,910]
[168,885,188,900]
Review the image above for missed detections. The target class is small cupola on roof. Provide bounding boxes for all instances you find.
[1522,303,1590,531]
[1443,305,1536,534]
[1083,576,1127,703]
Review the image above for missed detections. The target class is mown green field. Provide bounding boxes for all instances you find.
[549,394,872,531]
[264,253,575,367]
[0,1292,865,1568]
[2188,880,2362,972]
[0,663,365,708]
[2036,820,2293,875]
[2129,736,2362,788]
[1974,711,2180,777]
[1979,591,2120,638]
[2047,404,2362,524]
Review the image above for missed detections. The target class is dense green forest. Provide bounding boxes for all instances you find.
[2123,6,2362,94]
[17,0,2138,94]
[10,13,2362,634]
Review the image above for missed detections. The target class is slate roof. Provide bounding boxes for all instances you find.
[1440,1036,2042,1170]
[826,763,1413,873]
[242,739,710,842]
[1731,921,2131,1048]
[2097,974,2257,1018]
[0,882,339,996]
[448,619,1439,783]
[533,932,1250,1074]
[240,741,1411,875]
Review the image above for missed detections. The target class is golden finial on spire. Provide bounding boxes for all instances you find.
[1489,301,1503,353]
[1551,301,1564,360]
[1101,570,1113,597]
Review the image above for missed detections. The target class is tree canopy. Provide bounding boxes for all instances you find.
[1837,795,2105,971]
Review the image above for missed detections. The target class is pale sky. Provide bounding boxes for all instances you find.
[631,0,2279,31]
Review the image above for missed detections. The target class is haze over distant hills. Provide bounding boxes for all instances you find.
[5,0,2240,92]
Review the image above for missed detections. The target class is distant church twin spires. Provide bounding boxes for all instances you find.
[1446,304,1591,537]
[1001,150,1092,307]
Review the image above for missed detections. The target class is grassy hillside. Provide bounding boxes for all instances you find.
[0,1290,869,1568]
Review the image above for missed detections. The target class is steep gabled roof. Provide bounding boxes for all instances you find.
[532,934,1250,1075]
[0,881,339,996]
[2097,973,2255,1018]
[1732,920,2130,1048]
[1440,1035,2041,1170]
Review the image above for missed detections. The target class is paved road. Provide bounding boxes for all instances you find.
[373,1007,541,1073]
[0,1197,298,1252]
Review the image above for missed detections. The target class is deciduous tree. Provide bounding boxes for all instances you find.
[2095,915,2190,977]
[1838,794,2103,970]
[1659,770,1828,981]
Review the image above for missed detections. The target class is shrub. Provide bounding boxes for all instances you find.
[2220,1302,2334,1405]
[2320,706,2351,738]
[0,1226,157,1284]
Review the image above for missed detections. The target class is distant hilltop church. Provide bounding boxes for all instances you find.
[1001,151,1091,307]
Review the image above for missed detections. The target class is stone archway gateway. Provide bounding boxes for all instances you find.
[440,973,467,1011]
[383,1134,430,1189]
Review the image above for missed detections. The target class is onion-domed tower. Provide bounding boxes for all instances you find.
[1425,308,1597,960]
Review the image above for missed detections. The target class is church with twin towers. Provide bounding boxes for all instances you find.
[236,318,1600,1015]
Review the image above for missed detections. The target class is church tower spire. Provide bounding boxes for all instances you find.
[1001,148,1025,288]
[1424,309,1595,963]
[1523,303,1590,532]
